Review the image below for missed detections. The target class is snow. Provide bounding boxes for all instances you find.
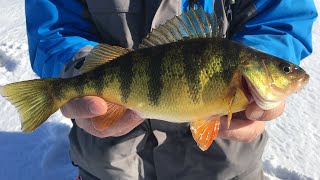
[0,0,319,179]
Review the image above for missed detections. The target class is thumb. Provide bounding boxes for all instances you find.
[61,96,108,119]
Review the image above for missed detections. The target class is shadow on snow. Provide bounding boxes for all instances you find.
[0,122,77,180]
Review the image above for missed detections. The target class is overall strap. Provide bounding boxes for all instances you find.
[226,0,257,38]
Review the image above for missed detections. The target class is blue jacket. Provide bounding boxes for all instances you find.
[26,0,318,78]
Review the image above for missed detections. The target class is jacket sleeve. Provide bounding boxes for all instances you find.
[233,0,318,65]
[26,0,99,78]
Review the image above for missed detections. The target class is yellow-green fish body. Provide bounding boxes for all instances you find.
[0,8,310,151]
[62,38,250,123]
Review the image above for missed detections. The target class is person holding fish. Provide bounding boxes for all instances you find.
[0,0,316,179]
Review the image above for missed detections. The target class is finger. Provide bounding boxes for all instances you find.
[219,116,254,131]
[61,96,108,119]
[245,101,286,121]
[219,117,265,142]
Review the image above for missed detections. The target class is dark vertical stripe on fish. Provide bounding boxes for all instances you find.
[71,76,86,97]
[56,76,85,100]
[182,41,202,103]
[87,65,106,96]
[51,76,85,101]
[119,55,134,103]
[51,79,66,101]
[147,48,163,106]
[221,39,241,83]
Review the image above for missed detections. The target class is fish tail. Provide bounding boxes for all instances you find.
[0,79,67,132]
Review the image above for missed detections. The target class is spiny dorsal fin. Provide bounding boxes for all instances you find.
[139,7,223,48]
[80,44,130,74]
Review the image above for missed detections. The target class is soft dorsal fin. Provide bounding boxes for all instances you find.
[139,7,223,48]
[80,44,130,74]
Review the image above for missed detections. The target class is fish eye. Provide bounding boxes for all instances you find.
[279,62,292,74]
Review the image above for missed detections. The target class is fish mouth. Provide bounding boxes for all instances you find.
[242,77,264,104]
[241,76,253,103]
[242,76,282,110]
[293,73,310,92]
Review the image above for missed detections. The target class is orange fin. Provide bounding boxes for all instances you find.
[225,88,236,129]
[224,69,242,129]
[190,116,221,151]
[91,103,127,131]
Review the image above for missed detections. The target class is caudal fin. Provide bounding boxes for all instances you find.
[0,79,64,132]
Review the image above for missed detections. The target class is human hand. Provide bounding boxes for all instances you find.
[60,96,144,138]
[218,101,286,142]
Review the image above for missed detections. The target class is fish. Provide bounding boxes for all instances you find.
[0,8,309,151]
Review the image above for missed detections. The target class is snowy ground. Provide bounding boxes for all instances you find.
[0,1,319,180]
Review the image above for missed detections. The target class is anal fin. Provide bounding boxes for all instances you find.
[190,116,221,151]
[91,103,127,131]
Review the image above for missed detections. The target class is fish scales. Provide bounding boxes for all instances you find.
[65,38,244,122]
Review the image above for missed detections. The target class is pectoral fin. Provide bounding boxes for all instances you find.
[224,70,246,129]
[91,103,127,131]
[224,88,237,129]
[190,116,221,151]
[224,87,250,129]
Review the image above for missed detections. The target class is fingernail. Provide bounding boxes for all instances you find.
[248,109,264,120]
[88,102,107,115]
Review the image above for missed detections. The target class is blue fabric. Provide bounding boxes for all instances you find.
[233,0,318,65]
[27,0,317,78]
[26,0,98,78]
[182,0,213,13]
[182,0,317,65]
